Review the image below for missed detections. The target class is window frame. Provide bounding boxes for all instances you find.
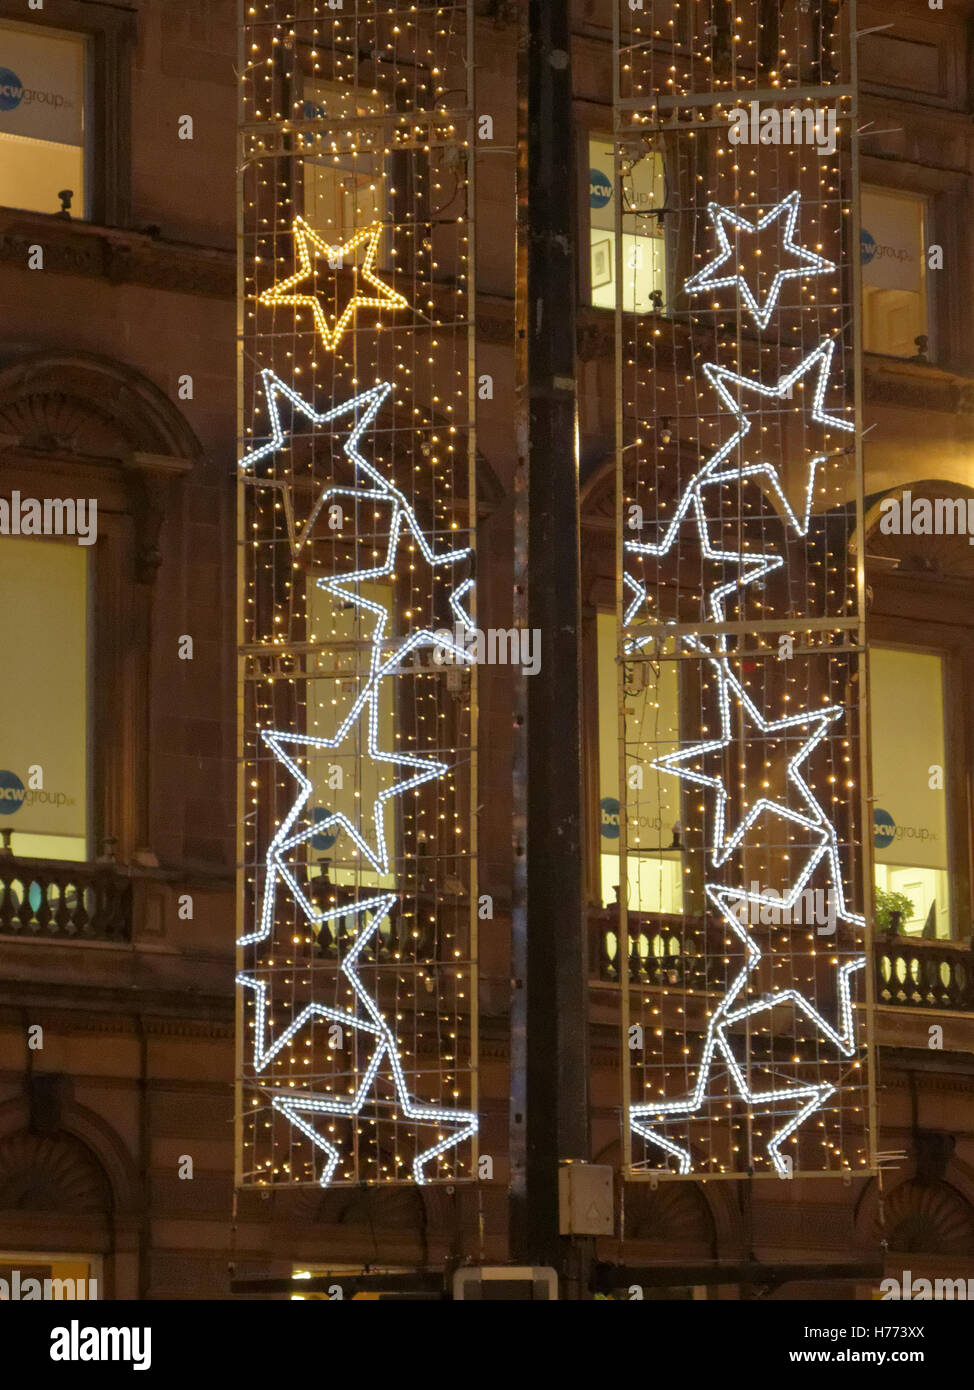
[868,639,954,939]
[867,615,973,943]
[0,531,93,862]
[860,182,932,363]
[578,123,671,315]
[0,0,134,227]
[860,154,970,374]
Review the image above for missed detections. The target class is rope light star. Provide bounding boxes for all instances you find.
[240,896,477,1186]
[652,653,843,871]
[684,192,835,329]
[623,336,853,651]
[625,215,866,1175]
[627,335,852,563]
[238,375,478,1183]
[631,884,865,1176]
[240,370,473,624]
[258,219,409,351]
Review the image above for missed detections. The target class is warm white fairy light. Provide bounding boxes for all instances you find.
[623,144,866,1175]
[258,219,409,352]
[238,1,477,1188]
[241,895,477,1187]
[683,192,836,330]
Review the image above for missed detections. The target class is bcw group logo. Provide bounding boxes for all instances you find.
[600,797,621,839]
[874,807,896,850]
[599,797,663,839]
[589,169,612,209]
[0,769,75,814]
[0,67,22,111]
[0,63,75,112]
[874,807,935,850]
[0,769,25,814]
[861,227,913,268]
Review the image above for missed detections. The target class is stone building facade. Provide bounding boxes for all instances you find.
[0,0,971,1298]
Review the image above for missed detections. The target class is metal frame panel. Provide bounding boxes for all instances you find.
[235,0,478,1190]
[613,0,877,1182]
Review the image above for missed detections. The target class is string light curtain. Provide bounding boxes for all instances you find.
[614,0,877,1180]
[236,0,478,1188]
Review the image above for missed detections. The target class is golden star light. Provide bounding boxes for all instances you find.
[258,219,409,352]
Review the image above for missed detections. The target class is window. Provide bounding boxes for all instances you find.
[861,187,929,358]
[299,79,387,245]
[588,134,666,313]
[306,576,396,892]
[0,19,88,219]
[870,646,950,938]
[0,538,89,862]
[597,613,683,913]
[0,1252,100,1300]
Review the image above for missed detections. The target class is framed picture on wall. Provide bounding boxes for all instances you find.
[592,237,612,289]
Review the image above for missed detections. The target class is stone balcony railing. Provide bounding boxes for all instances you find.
[588,907,715,989]
[0,855,132,943]
[874,934,974,1012]
[589,908,974,1013]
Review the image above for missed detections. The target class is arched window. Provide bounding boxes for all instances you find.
[0,351,203,937]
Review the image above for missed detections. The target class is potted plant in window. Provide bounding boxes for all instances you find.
[874,886,915,937]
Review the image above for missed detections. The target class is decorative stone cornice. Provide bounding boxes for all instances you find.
[864,358,974,415]
[0,212,234,300]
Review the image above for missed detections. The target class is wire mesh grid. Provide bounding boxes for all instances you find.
[614,0,875,1180]
[236,0,478,1187]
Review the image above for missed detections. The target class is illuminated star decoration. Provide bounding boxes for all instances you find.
[631,884,865,1176]
[626,215,866,1173]
[238,375,478,1183]
[622,335,854,648]
[258,219,408,352]
[239,370,474,627]
[239,369,391,478]
[652,651,844,873]
[683,191,835,330]
[237,376,476,945]
[239,896,477,1185]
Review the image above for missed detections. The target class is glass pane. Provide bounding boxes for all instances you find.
[0,21,86,218]
[589,135,666,313]
[861,187,927,358]
[306,577,396,892]
[0,538,88,861]
[597,611,683,912]
[300,79,386,243]
[870,646,950,937]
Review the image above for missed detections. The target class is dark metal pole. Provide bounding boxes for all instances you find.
[510,0,589,1281]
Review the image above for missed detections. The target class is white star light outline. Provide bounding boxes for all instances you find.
[625,641,867,1175]
[269,711,444,869]
[240,895,477,1186]
[625,335,852,602]
[239,369,475,663]
[623,337,854,650]
[626,541,866,1174]
[652,648,843,872]
[317,490,476,682]
[683,192,836,330]
[623,233,864,1171]
[630,883,865,1176]
[240,369,390,477]
[236,370,477,933]
[239,373,479,1185]
[240,367,472,574]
